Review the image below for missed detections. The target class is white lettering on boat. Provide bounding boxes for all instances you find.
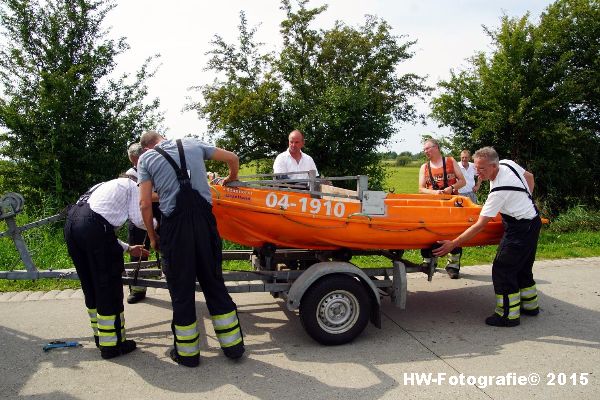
[266,192,345,217]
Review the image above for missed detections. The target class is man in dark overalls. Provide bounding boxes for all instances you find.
[64,178,149,358]
[433,146,541,327]
[137,130,244,367]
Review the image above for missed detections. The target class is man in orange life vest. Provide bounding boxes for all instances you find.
[418,138,466,279]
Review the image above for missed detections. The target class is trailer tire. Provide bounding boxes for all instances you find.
[299,274,371,345]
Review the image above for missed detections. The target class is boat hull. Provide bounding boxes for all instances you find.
[211,185,503,250]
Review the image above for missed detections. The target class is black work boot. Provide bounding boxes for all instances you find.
[485,313,520,327]
[445,267,460,279]
[127,291,146,304]
[520,307,540,316]
[445,251,461,279]
[100,339,137,359]
[169,348,200,367]
[223,343,245,360]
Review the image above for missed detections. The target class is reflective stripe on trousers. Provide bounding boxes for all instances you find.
[212,310,243,348]
[174,321,200,357]
[97,312,126,347]
[520,284,539,310]
[87,308,98,336]
[446,252,461,269]
[495,292,520,320]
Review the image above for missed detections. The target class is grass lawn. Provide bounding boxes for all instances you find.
[384,164,421,194]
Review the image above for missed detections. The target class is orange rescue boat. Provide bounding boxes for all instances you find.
[210,174,504,251]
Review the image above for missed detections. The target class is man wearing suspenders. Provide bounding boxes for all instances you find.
[418,138,467,279]
[137,131,244,367]
[433,146,541,327]
[64,179,149,358]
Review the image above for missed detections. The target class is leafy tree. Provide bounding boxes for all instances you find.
[0,0,162,208]
[538,0,600,136]
[380,151,398,160]
[195,0,430,189]
[431,0,600,212]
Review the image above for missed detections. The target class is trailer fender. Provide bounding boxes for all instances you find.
[286,261,381,328]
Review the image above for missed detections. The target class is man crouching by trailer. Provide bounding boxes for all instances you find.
[64,178,150,359]
[138,130,244,367]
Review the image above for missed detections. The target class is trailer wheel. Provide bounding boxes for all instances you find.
[299,274,371,345]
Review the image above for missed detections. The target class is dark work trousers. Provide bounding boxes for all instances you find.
[128,223,149,263]
[63,203,125,338]
[128,202,161,261]
[128,222,149,294]
[159,184,237,331]
[492,214,542,295]
[128,201,161,262]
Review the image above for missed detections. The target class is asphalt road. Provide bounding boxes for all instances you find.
[1,257,599,399]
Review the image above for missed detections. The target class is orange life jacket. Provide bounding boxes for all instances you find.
[425,156,459,194]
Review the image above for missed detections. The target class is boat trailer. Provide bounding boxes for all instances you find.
[1,190,442,345]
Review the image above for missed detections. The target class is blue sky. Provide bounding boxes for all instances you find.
[106,0,555,153]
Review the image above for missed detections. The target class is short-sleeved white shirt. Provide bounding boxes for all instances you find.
[87,178,146,251]
[458,162,477,193]
[88,178,145,230]
[273,150,318,180]
[480,160,537,220]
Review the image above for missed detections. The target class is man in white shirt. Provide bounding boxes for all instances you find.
[433,147,541,328]
[273,130,318,181]
[64,178,149,359]
[458,149,480,203]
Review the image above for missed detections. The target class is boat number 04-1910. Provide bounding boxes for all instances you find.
[265,192,346,217]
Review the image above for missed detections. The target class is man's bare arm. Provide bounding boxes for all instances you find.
[139,180,158,250]
[211,148,239,184]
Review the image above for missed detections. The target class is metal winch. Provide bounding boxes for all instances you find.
[0,192,25,219]
[1,192,65,277]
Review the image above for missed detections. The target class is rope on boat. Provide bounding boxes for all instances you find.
[281,213,347,229]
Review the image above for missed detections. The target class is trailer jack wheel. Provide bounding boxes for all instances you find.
[299,274,370,345]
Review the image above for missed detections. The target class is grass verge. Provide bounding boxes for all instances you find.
[2,228,599,292]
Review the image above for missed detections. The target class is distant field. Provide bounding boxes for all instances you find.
[384,165,420,194]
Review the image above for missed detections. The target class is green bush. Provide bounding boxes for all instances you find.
[547,206,600,233]
[395,155,412,167]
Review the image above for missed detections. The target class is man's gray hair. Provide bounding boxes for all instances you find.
[474,146,500,165]
[140,130,163,148]
[127,142,144,159]
[423,138,440,148]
